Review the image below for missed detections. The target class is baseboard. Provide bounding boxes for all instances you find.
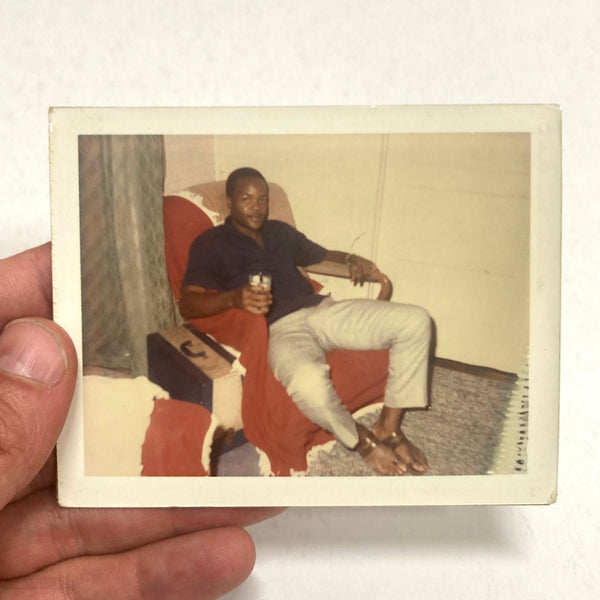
[433,357,518,383]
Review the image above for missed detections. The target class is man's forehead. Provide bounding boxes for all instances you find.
[233,176,268,194]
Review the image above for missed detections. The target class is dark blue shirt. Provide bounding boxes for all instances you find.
[182,218,328,324]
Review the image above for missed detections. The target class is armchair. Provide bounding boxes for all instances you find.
[161,181,392,475]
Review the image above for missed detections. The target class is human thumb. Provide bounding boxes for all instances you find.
[0,318,77,509]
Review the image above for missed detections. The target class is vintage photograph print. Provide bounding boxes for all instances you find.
[51,106,560,507]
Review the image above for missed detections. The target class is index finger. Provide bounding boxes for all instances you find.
[0,243,52,330]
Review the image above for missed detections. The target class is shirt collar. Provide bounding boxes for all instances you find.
[223,216,272,246]
[224,215,270,235]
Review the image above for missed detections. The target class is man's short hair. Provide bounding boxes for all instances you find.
[225,167,269,198]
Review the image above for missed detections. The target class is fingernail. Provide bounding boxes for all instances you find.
[0,319,67,387]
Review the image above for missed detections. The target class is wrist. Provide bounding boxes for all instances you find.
[345,253,358,266]
[228,288,240,309]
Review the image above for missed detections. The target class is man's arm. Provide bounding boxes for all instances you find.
[305,250,393,300]
[317,250,378,287]
[179,284,272,320]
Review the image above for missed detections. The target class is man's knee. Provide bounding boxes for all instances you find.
[286,362,333,408]
[410,305,432,339]
[388,303,432,344]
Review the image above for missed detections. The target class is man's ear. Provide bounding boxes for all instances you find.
[226,197,232,211]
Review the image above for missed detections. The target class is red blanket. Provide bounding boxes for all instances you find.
[163,195,389,475]
[142,398,214,477]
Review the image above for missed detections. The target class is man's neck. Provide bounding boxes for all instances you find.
[230,219,264,247]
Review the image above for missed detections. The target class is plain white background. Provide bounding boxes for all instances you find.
[1,1,598,598]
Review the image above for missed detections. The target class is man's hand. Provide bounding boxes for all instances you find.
[347,254,378,287]
[316,250,379,287]
[234,284,273,315]
[0,243,283,599]
[180,284,272,319]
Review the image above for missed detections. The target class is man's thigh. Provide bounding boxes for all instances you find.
[306,298,428,352]
[267,309,327,386]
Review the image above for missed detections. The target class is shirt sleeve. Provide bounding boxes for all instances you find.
[285,223,327,266]
[181,234,221,290]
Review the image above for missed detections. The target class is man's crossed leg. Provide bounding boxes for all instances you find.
[268,297,431,475]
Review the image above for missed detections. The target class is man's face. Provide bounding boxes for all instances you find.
[227,176,269,235]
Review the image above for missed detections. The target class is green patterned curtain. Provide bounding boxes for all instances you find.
[78,135,178,376]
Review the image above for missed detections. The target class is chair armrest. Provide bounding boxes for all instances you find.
[305,261,393,301]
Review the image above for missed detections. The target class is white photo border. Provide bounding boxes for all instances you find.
[51,105,561,507]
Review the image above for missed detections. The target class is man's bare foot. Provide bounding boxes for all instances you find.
[371,423,429,474]
[355,425,406,476]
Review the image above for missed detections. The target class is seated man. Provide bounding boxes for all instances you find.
[179,167,431,476]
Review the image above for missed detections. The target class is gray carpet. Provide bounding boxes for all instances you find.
[216,365,518,477]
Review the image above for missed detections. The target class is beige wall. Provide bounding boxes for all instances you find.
[377,134,530,374]
[215,134,383,257]
[164,133,530,374]
[164,135,215,194]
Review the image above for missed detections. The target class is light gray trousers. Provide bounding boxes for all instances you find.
[267,297,431,449]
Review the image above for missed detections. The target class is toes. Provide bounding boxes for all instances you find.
[408,452,429,473]
[409,461,428,473]
[363,444,407,476]
[393,459,407,475]
[384,449,407,476]
[391,440,429,474]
